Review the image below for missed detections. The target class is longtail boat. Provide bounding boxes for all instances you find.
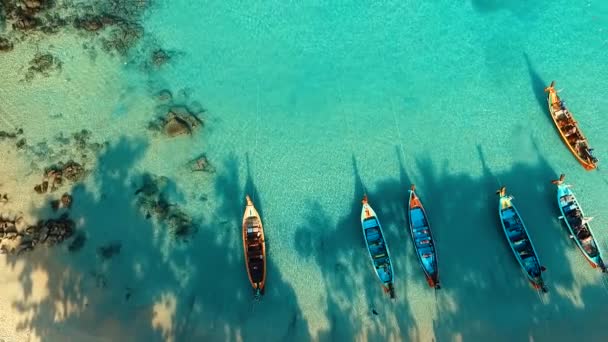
[242,195,266,297]
[407,185,440,289]
[496,187,547,292]
[551,174,606,272]
[361,195,395,298]
[544,81,598,170]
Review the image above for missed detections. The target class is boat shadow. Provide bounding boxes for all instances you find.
[425,137,605,341]
[523,52,553,126]
[293,151,422,341]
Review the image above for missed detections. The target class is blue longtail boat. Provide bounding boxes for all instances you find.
[361,195,395,298]
[496,187,548,292]
[407,185,440,289]
[551,174,606,273]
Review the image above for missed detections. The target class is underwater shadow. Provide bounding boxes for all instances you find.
[523,52,552,125]
[7,137,310,341]
[428,137,604,341]
[294,153,419,341]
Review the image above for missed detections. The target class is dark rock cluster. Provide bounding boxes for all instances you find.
[0,212,76,255]
[2,0,66,34]
[148,105,204,138]
[1,0,151,55]
[189,153,215,173]
[25,52,62,80]
[151,49,170,67]
[34,160,87,194]
[67,231,86,252]
[134,174,198,240]
[0,35,14,51]
[0,128,24,149]
[97,241,121,260]
[50,192,72,211]
[157,89,173,103]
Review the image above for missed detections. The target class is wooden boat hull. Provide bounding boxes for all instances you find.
[407,185,440,289]
[361,195,395,298]
[552,175,606,272]
[497,188,547,292]
[544,82,597,170]
[242,195,266,296]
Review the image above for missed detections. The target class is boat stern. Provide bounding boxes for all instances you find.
[384,282,396,299]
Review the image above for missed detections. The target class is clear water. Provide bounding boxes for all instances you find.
[2,1,608,341]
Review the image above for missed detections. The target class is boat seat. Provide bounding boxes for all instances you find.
[513,239,527,250]
[418,246,433,255]
[366,228,381,242]
[414,227,429,235]
[519,250,533,259]
[416,238,431,246]
[364,218,379,229]
[374,252,387,259]
[411,209,427,228]
[509,231,524,242]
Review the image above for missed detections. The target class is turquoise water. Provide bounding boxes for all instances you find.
[2,1,608,341]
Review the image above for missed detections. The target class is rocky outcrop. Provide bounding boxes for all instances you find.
[25,52,62,81]
[0,36,14,52]
[134,174,198,240]
[189,154,215,173]
[1,0,151,56]
[148,106,204,138]
[0,212,76,255]
[151,49,170,67]
[34,160,87,194]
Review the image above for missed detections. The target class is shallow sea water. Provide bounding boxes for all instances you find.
[2,1,608,341]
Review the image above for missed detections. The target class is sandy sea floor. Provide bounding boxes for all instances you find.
[2,1,608,341]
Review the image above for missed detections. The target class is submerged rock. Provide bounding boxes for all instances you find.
[74,15,108,32]
[16,138,27,149]
[61,160,85,182]
[72,129,92,149]
[157,89,173,102]
[26,52,62,80]
[133,173,198,240]
[151,49,170,67]
[101,22,144,55]
[13,15,40,30]
[0,128,23,140]
[190,154,215,173]
[98,241,122,260]
[0,36,14,52]
[164,114,191,137]
[68,232,86,252]
[34,160,87,194]
[147,106,204,138]
[0,212,76,254]
[50,193,72,211]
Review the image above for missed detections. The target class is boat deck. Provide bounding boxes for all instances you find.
[560,195,600,258]
[410,208,436,275]
[501,208,541,278]
[363,218,392,283]
[245,218,265,282]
